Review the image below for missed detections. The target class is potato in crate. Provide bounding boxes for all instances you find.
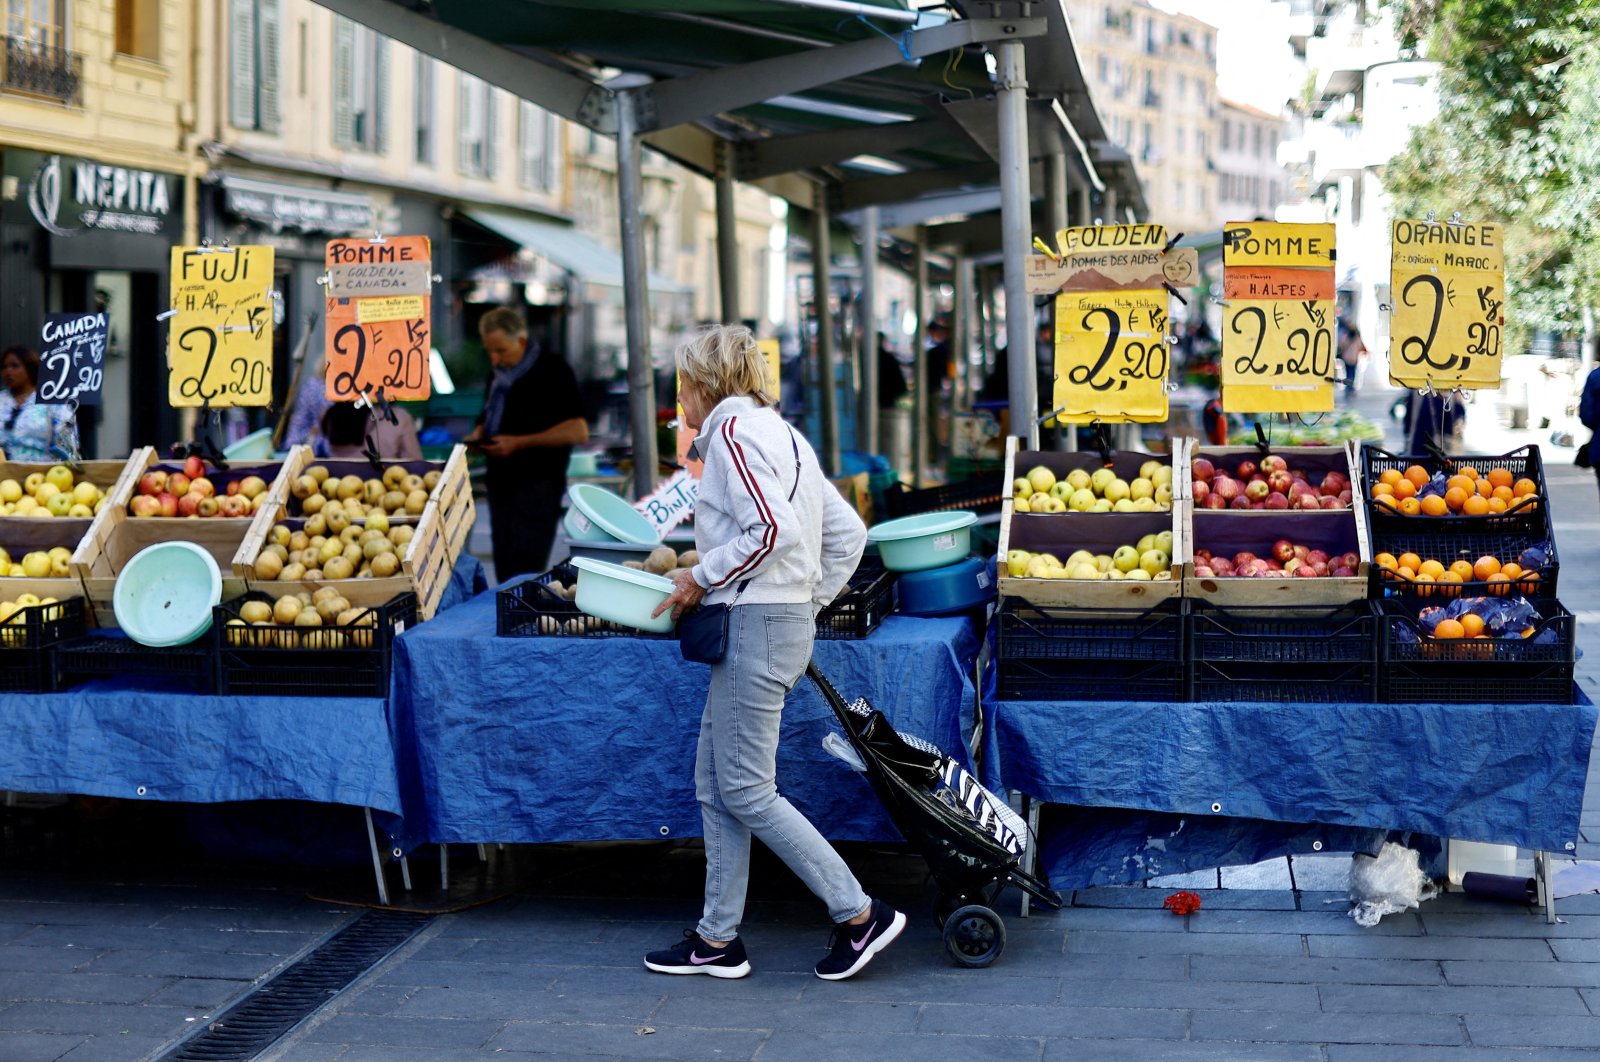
[214,589,417,698]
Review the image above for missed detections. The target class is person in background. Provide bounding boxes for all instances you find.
[1403,389,1462,453]
[645,324,904,983]
[463,308,588,582]
[1338,317,1368,395]
[923,319,952,460]
[875,332,908,410]
[319,400,423,460]
[0,345,77,462]
[1579,360,1600,501]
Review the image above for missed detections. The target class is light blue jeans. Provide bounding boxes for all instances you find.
[695,602,871,942]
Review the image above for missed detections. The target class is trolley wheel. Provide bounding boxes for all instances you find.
[942,904,1005,968]
[933,895,962,929]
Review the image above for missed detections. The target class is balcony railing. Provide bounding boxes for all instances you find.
[2,36,82,104]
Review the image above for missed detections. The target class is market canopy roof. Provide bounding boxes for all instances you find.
[460,207,691,293]
[313,0,1146,220]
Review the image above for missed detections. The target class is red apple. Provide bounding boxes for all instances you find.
[1208,494,1228,509]
[222,495,251,517]
[1194,548,1212,562]
[156,492,177,517]
[176,492,202,517]
[226,479,241,496]
[167,472,190,498]
[1194,565,1214,578]
[1267,470,1294,495]
[1236,459,1258,480]
[1246,480,1270,502]
[1271,539,1296,563]
[1211,558,1234,575]
[1235,552,1258,564]
[1284,557,1301,573]
[1229,495,1251,509]
[129,495,160,517]
[1265,491,1289,510]
[239,476,267,499]
[1214,478,1242,503]
[1192,458,1215,482]
[1294,564,1321,577]
[1193,480,1210,504]
[1338,490,1353,505]
[1292,545,1311,562]
[1319,474,1342,497]
[1331,566,1356,578]
[184,455,205,480]
[1312,561,1330,576]
[138,471,167,496]
[1266,558,1283,571]
[197,496,220,517]
[1321,496,1344,510]
[1298,493,1322,511]
[1340,553,1360,570]
[1307,550,1329,566]
[1261,455,1288,474]
[188,477,215,499]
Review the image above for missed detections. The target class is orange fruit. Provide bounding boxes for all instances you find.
[1418,559,1446,579]
[1446,475,1474,495]
[1477,478,1495,497]
[1412,573,1435,596]
[1393,479,1417,500]
[1442,488,1468,512]
[1487,467,1513,489]
[1422,494,1450,516]
[1380,469,1404,487]
[1404,465,1430,489]
[1397,565,1417,580]
[1371,481,1395,497]
[1449,560,1474,580]
[1524,570,1542,586]
[1473,555,1501,581]
[1513,478,1537,497]
[1491,485,1514,502]
[1399,497,1422,515]
[1486,497,1507,513]
[1436,572,1463,597]
[1375,552,1398,570]
[1458,465,1481,481]
[1434,618,1466,639]
[1485,572,1512,596]
[1461,613,1485,637]
[1500,561,1523,580]
[1398,552,1422,573]
[1462,495,1490,516]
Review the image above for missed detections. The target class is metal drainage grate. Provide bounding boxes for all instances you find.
[158,910,433,1062]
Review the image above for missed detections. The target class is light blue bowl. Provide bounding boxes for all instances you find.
[571,556,675,634]
[113,541,223,647]
[865,510,978,572]
[564,483,662,546]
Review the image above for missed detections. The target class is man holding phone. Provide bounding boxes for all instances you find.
[464,307,588,581]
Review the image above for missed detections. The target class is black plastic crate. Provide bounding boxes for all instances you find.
[997,597,1185,663]
[816,561,896,640]
[996,658,1186,702]
[1377,597,1576,704]
[0,597,84,692]
[214,590,417,698]
[1189,601,1377,665]
[496,563,674,639]
[55,635,215,692]
[1361,444,1550,533]
[882,472,1005,519]
[1369,521,1558,600]
[1190,660,1377,703]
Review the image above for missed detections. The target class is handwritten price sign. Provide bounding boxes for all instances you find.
[1389,219,1504,390]
[1221,222,1335,414]
[38,312,107,406]
[325,235,432,401]
[1052,290,1170,422]
[167,246,275,408]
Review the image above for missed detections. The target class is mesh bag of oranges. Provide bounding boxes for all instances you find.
[1388,594,1571,667]
[1372,543,1553,598]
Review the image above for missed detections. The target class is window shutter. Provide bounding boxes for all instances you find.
[332,16,356,147]
[257,0,281,132]
[547,114,564,193]
[228,0,257,129]
[372,36,389,153]
[484,88,498,178]
[414,53,433,165]
[518,100,535,188]
[456,73,473,174]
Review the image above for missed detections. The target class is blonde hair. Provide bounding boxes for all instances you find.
[478,306,527,340]
[675,324,774,407]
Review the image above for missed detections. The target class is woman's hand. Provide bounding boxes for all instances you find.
[653,567,706,620]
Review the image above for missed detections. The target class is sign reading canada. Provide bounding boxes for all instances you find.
[1388,219,1505,390]
[167,246,275,408]
[1220,221,1336,414]
[1046,224,1173,423]
[325,235,432,401]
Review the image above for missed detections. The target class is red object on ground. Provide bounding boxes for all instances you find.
[1163,890,1203,916]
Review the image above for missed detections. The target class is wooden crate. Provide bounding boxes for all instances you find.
[235,446,473,621]
[69,447,292,627]
[997,438,1185,608]
[0,454,143,616]
[263,446,465,523]
[1186,441,1359,513]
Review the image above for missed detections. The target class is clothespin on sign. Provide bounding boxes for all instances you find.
[1032,236,1061,263]
[185,397,230,471]
[356,387,399,427]
[1253,420,1272,458]
[1088,419,1114,466]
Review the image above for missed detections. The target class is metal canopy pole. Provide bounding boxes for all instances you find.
[858,206,879,454]
[617,89,658,498]
[912,227,928,487]
[715,163,740,325]
[811,187,840,476]
[1047,151,1074,452]
[952,250,971,414]
[1104,185,1119,224]
[995,38,1038,450]
[1075,181,1091,227]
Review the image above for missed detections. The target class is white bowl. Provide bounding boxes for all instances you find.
[571,556,675,634]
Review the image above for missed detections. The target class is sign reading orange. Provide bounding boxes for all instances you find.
[324,235,432,401]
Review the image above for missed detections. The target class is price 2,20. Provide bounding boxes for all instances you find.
[37,347,102,404]
[329,320,428,400]
[1065,306,1168,393]
[1230,302,1333,380]
[174,326,269,402]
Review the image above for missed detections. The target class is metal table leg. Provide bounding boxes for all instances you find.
[363,808,390,906]
[1019,793,1040,918]
[1537,851,1556,924]
[439,844,450,892]
[399,855,413,893]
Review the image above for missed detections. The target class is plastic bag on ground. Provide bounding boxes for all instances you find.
[1348,842,1439,926]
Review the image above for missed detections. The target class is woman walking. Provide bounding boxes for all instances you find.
[645,324,905,981]
[0,346,78,462]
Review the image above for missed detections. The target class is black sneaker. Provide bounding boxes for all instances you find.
[644,930,751,979]
[814,899,907,980]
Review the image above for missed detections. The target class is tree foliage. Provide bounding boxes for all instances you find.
[1383,0,1600,353]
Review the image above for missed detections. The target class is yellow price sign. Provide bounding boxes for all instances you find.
[1389,219,1505,390]
[1052,289,1170,423]
[1221,299,1337,414]
[757,337,781,401]
[167,245,275,408]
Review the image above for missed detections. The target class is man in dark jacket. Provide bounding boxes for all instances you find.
[1580,363,1600,499]
[464,307,588,581]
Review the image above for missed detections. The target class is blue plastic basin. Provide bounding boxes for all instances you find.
[113,541,223,646]
[571,556,675,634]
[896,556,994,616]
[865,511,978,572]
[563,483,661,545]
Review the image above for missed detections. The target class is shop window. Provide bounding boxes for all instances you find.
[229,0,279,131]
[457,73,497,178]
[115,0,158,60]
[414,52,434,166]
[518,99,560,192]
[332,15,387,153]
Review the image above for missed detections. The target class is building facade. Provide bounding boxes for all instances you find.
[1068,0,1220,234]
[0,0,200,456]
[1215,98,1292,225]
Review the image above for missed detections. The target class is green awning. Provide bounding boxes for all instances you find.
[461,208,690,293]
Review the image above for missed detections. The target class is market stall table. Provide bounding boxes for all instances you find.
[386,580,981,852]
[982,691,1597,910]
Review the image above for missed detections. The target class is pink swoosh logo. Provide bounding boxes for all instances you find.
[851,922,877,952]
[690,951,723,965]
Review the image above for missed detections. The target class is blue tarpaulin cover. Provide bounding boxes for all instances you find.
[387,580,980,850]
[984,692,1596,887]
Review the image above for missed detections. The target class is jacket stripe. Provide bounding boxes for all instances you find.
[716,416,778,586]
